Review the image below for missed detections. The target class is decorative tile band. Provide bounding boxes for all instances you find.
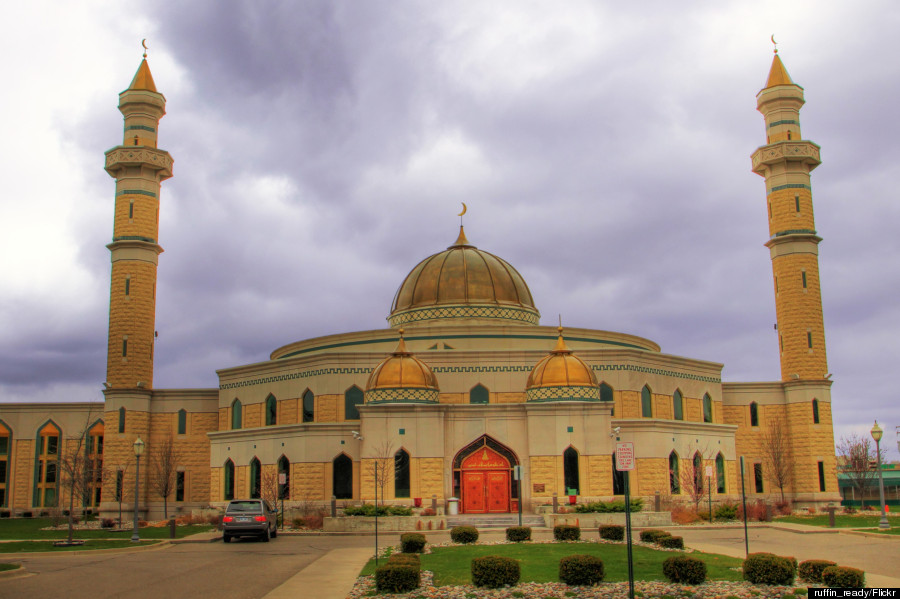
[220,363,719,390]
[112,236,157,243]
[364,388,440,404]
[773,229,817,238]
[125,125,156,133]
[388,304,540,327]
[769,184,811,194]
[526,385,600,402]
[768,120,798,128]
[116,189,158,198]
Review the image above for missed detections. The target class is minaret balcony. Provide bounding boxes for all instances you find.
[751,141,821,175]
[105,146,173,179]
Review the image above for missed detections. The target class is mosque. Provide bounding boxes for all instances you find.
[0,49,841,518]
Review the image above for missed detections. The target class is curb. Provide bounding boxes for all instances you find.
[0,565,28,581]
[0,540,171,558]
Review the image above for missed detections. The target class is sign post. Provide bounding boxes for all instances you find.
[513,465,523,527]
[279,472,287,530]
[706,465,713,523]
[616,442,636,599]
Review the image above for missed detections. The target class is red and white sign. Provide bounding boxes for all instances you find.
[615,442,635,471]
[705,466,713,477]
[279,473,287,485]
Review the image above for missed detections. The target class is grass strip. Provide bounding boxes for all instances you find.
[0,518,211,539]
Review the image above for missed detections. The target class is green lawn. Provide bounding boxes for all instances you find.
[0,540,160,553]
[360,543,745,586]
[776,514,897,529]
[0,518,212,540]
[0,563,21,571]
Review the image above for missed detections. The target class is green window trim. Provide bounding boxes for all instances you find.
[250,458,261,499]
[673,390,684,421]
[265,394,277,426]
[394,449,410,498]
[716,453,726,493]
[344,386,363,420]
[231,400,242,430]
[224,460,235,501]
[669,452,680,494]
[801,271,807,288]
[176,471,185,502]
[812,399,820,424]
[302,390,315,423]
[118,407,126,434]
[641,386,653,418]
[702,394,713,423]
[807,332,813,348]
[749,402,759,427]
[817,461,826,492]
[177,409,187,435]
[469,384,489,404]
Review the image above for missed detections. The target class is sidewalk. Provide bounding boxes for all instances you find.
[261,547,372,599]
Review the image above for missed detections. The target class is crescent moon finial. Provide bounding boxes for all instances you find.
[142,38,148,58]
[771,34,778,54]
[458,202,467,217]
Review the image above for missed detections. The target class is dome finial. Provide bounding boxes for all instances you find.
[771,34,778,54]
[450,225,472,248]
[394,328,410,354]
[553,317,570,353]
[142,38,148,58]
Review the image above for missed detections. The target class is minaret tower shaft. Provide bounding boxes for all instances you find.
[103,57,173,389]
[751,52,827,382]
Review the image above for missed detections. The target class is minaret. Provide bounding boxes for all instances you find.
[103,54,173,389]
[751,50,827,382]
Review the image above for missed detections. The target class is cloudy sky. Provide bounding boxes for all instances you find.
[1,1,897,454]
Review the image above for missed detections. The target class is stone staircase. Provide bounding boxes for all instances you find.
[447,514,546,529]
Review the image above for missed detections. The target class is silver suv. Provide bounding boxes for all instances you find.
[222,499,278,543]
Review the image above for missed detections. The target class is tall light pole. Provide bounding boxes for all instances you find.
[870,422,890,530]
[131,437,145,542]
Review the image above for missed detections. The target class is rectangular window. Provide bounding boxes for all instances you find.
[125,278,130,296]
[47,436,58,455]
[178,410,187,435]
[122,338,128,357]
[0,436,7,454]
[116,470,124,502]
[795,195,800,212]
[807,332,813,348]
[176,472,185,502]
[753,463,764,493]
[45,462,57,483]
[128,201,134,219]
[0,461,7,483]
[817,461,826,492]
[801,271,807,288]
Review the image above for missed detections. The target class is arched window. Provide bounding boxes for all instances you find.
[344,386,364,420]
[600,382,613,403]
[563,447,580,495]
[278,456,290,500]
[394,449,410,498]
[118,407,126,433]
[34,421,61,507]
[669,451,680,494]
[86,421,104,506]
[302,390,315,423]
[265,394,277,426]
[223,460,235,500]
[673,390,684,421]
[470,384,489,404]
[641,385,653,418]
[703,394,713,423]
[249,458,261,499]
[231,399,242,430]
[611,452,625,495]
[812,399,820,424]
[693,452,703,495]
[716,453,726,493]
[177,409,187,435]
[0,421,10,508]
[333,454,352,499]
[749,402,759,427]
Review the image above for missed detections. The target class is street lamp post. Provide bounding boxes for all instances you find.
[870,421,890,530]
[131,437,145,542]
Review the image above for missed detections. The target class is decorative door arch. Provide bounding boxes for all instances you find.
[452,436,519,514]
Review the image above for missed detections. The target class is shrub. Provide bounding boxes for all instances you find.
[670,506,701,525]
[387,553,420,567]
[639,529,671,543]
[292,517,305,528]
[559,554,605,586]
[738,500,772,522]
[506,526,532,542]
[374,563,420,593]
[743,553,796,585]
[714,503,739,521]
[775,500,793,516]
[343,504,413,517]
[206,514,222,527]
[450,526,479,544]
[100,518,116,529]
[658,535,685,549]
[400,533,426,553]
[471,556,520,589]
[420,507,436,516]
[821,566,865,588]
[573,499,643,513]
[663,555,707,584]
[554,525,581,541]
[303,513,324,529]
[599,524,625,541]
[798,560,837,584]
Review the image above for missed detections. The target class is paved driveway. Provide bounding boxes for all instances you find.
[0,536,367,599]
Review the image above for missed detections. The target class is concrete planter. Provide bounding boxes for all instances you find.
[544,511,671,528]
[323,515,447,532]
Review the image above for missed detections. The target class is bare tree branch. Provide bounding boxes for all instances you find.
[837,434,878,508]
[761,418,794,503]
[149,435,181,519]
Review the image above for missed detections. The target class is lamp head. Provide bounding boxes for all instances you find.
[871,420,883,443]
[133,437,145,457]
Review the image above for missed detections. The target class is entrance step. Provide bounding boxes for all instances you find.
[447,515,546,529]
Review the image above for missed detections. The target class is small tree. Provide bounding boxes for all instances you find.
[261,467,279,508]
[679,446,712,514]
[761,419,794,503]
[149,435,181,519]
[58,410,105,544]
[837,434,878,508]
[111,464,129,528]
[371,441,394,505]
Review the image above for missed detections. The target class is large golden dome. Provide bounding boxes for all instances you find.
[365,331,440,404]
[389,227,540,327]
[526,328,600,402]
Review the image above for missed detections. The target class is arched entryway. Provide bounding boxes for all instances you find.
[452,436,519,514]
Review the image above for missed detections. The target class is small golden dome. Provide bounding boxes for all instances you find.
[526,328,600,402]
[764,53,793,89]
[389,226,540,327]
[365,330,440,403]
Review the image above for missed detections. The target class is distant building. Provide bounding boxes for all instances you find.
[0,50,841,518]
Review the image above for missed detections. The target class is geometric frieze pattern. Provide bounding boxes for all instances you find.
[219,363,720,390]
[388,304,540,327]
[767,119,798,128]
[772,229,817,238]
[116,189,158,198]
[125,125,157,132]
[526,385,600,402]
[752,141,820,171]
[364,387,440,404]
[105,147,173,174]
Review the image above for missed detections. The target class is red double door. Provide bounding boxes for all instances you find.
[460,446,511,513]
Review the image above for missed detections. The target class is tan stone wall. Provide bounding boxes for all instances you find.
[619,390,640,418]
[360,458,392,500]
[684,397,701,422]
[767,187,815,238]
[585,454,613,496]
[244,403,262,429]
[772,252,827,380]
[218,407,229,430]
[279,398,299,425]
[413,457,444,499]
[236,465,248,499]
[634,457,668,496]
[316,395,339,423]
[101,409,151,505]
[12,439,33,509]
[210,467,221,502]
[654,393,673,420]
[294,462,327,500]
[439,393,467,404]
[113,195,160,240]
[529,455,559,497]
[495,392,525,404]
[106,260,157,388]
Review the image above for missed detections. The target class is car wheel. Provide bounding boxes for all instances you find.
[261,528,270,542]
[271,526,277,539]
[223,534,231,543]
